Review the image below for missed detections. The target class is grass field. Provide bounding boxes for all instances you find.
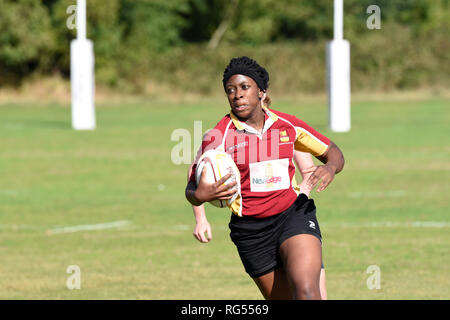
[0,96,448,299]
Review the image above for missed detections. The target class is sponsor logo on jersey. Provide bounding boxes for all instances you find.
[226,141,248,152]
[252,176,282,185]
[249,158,290,192]
[280,130,289,142]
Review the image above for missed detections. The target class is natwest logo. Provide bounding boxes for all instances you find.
[249,158,290,192]
[252,176,282,185]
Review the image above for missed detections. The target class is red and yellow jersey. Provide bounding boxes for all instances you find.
[189,106,330,218]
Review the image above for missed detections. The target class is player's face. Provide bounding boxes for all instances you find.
[225,74,263,120]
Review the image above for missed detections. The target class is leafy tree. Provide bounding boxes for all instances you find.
[0,0,447,91]
[0,0,56,85]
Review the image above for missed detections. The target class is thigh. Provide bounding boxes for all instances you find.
[279,234,322,299]
[252,267,292,300]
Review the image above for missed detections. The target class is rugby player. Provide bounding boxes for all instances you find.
[185,56,344,299]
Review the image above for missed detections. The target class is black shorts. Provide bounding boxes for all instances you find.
[228,193,322,278]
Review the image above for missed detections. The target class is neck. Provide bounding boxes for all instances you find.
[244,107,265,132]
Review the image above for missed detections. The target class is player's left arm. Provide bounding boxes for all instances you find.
[192,204,212,243]
[304,141,345,192]
[293,151,315,197]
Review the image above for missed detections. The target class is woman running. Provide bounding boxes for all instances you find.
[185,56,344,299]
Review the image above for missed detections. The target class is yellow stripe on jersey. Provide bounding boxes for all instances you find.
[229,111,245,130]
[229,193,242,217]
[294,128,329,157]
[262,106,279,121]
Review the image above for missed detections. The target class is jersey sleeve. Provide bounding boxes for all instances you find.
[188,129,223,183]
[292,117,331,157]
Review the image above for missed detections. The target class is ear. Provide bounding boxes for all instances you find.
[258,90,264,100]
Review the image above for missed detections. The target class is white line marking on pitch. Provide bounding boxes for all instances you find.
[0,224,42,231]
[347,190,407,198]
[328,221,450,228]
[4,220,448,235]
[173,225,190,231]
[169,221,450,232]
[47,220,132,234]
[0,190,20,196]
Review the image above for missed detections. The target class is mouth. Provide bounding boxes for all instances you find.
[233,104,249,112]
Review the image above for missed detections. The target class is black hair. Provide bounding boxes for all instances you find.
[222,56,269,92]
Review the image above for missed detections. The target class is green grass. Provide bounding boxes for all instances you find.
[0,96,448,299]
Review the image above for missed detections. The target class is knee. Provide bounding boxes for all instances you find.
[293,283,321,300]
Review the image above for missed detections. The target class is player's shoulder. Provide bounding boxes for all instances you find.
[201,113,233,143]
[217,113,233,129]
[268,107,304,127]
[209,114,233,132]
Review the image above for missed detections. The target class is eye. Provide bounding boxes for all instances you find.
[226,87,235,94]
[242,84,250,90]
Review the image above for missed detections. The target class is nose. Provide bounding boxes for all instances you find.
[233,88,243,100]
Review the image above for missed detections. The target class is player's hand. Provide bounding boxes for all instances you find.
[193,217,212,243]
[303,164,337,193]
[194,168,237,203]
[298,166,315,197]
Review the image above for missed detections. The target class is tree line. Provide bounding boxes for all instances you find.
[0,0,448,93]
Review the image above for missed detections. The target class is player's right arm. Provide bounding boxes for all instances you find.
[185,124,238,205]
[186,160,232,243]
[185,168,237,206]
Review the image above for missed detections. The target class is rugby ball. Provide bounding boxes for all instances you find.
[195,149,241,208]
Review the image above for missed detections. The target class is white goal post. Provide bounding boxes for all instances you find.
[71,0,96,130]
[327,0,351,132]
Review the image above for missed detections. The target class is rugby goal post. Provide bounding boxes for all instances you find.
[71,0,96,130]
[326,0,351,132]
